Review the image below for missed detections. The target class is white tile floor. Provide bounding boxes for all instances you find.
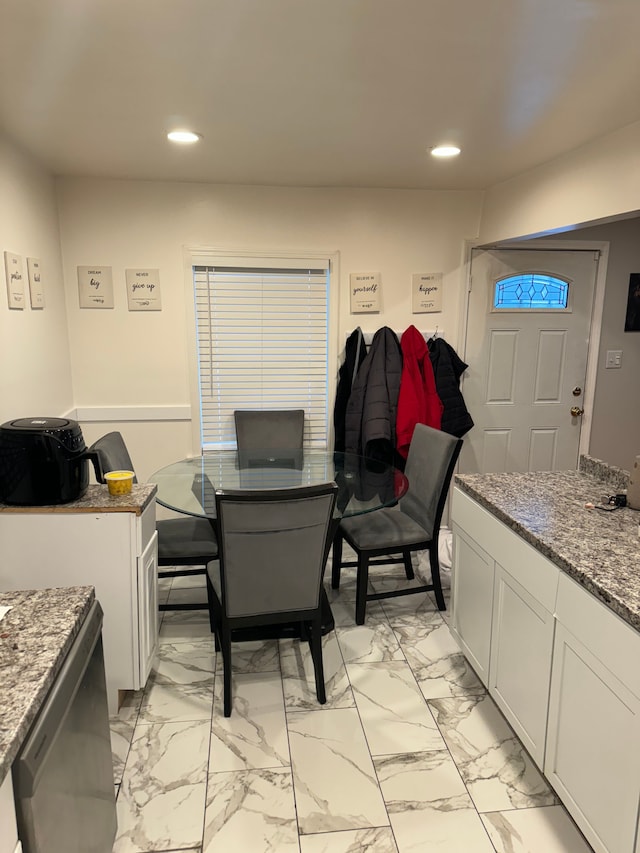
[110,560,594,853]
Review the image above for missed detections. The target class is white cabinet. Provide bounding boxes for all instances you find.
[545,573,640,853]
[0,500,158,713]
[450,525,494,685]
[451,486,559,768]
[490,562,556,766]
[0,773,18,853]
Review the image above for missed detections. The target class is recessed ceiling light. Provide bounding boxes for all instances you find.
[430,145,461,158]
[167,130,202,144]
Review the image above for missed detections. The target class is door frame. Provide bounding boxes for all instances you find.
[458,239,610,461]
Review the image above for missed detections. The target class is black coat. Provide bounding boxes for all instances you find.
[333,327,367,454]
[345,327,402,460]
[428,337,474,438]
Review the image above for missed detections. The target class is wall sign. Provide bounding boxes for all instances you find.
[412,272,443,313]
[4,251,25,309]
[27,257,45,308]
[77,265,114,308]
[350,272,381,313]
[126,268,162,311]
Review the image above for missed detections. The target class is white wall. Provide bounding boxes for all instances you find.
[56,178,482,479]
[0,134,73,424]
[480,120,640,244]
[545,218,640,470]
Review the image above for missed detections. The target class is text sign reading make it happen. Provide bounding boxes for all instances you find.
[350,272,381,313]
[412,272,443,313]
[126,269,162,311]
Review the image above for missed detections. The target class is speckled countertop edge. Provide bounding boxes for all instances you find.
[454,463,640,632]
[0,483,156,514]
[0,586,94,785]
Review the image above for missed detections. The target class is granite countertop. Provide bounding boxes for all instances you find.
[454,460,640,632]
[0,586,94,786]
[0,483,157,515]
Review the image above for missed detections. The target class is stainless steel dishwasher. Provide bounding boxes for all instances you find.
[12,600,117,853]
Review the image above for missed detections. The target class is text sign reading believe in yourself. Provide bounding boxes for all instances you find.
[412,272,443,313]
[77,266,114,308]
[350,272,381,313]
[126,269,162,311]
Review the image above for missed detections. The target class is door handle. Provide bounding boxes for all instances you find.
[570,406,584,417]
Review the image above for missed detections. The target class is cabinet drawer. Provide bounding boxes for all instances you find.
[138,501,157,554]
[452,487,559,611]
[556,572,640,700]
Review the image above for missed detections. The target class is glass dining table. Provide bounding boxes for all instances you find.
[149,449,408,639]
[150,449,408,521]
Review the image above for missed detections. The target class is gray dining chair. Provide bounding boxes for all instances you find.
[331,424,463,624]
[206,482,338,716]
[88,431,217,611]
[234,409,304,467]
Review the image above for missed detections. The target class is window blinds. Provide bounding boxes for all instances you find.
[193,264,330,450]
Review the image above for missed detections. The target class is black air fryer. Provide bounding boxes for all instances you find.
[0,417,89,505]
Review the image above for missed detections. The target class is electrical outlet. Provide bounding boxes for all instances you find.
[605,350,623,369]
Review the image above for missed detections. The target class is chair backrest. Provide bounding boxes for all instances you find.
[234,409,305,452]
[88,431,138,484]
[400,424,462,538]
[215,482,337,619]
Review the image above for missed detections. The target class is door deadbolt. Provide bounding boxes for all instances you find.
[572,386,582,397]
[570,406,584,417]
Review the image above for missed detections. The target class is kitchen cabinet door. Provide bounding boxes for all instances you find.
[138,530,159,685]
[489,562,555,768]
[545,622,640,853]
[450,527,494,686]
[0,773,19,853]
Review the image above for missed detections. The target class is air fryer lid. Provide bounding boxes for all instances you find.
[1,417,85,453]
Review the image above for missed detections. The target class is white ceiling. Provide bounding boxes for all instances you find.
[1,0,640,191]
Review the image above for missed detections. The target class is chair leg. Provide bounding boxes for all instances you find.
[429,540,446,611]
[403,550,415,580]
[309,616,326,705]
[355,553,370,625]
[221,626,233,717]
[205,575,216,634]
[331,532,343,589]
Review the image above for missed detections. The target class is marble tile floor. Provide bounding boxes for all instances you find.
[110,563,594,853]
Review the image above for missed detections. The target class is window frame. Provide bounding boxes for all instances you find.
[184,246,340,455]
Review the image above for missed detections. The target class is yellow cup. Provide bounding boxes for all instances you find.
[105,470,135,496]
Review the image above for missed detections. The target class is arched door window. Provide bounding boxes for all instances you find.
[493,272,570,310]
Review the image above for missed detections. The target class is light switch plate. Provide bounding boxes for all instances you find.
[605,350,623,368]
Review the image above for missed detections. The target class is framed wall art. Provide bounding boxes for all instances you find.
[4,251,25,309]
[412,272,443,313]
[350,272,381,313]
[125,268,162,311]
[624,273,640,331]
[77,265,114,308]
[27,257,45,308]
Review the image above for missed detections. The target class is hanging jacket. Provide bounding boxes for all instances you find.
[333,327,366,454]
[428,337,474,438]
[396,325,443,459]
[344,326,402,462]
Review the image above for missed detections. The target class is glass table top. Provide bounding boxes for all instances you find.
[149,449,408,519]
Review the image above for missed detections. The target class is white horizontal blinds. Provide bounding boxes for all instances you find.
[193,263,330,450]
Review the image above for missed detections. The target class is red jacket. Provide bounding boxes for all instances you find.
[396,325,443,458]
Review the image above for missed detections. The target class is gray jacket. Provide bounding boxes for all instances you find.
[344,327,402,458]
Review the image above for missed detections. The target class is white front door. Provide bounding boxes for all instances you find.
[460,248,600,473]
